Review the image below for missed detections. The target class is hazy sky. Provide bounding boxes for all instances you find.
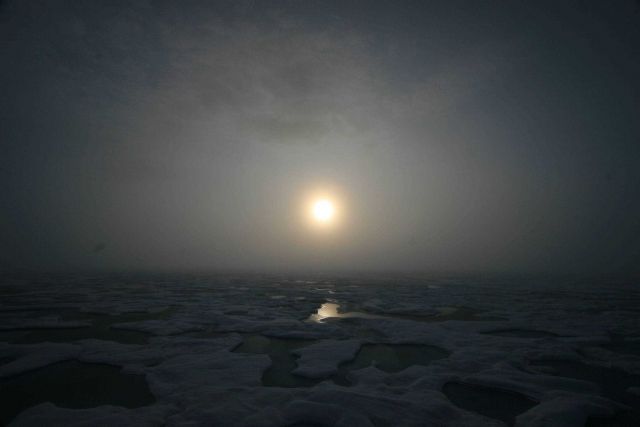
[1,0,639,276]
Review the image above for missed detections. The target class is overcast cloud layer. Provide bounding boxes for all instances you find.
[1,0,639,276]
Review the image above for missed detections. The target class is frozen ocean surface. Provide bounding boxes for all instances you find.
[0,272,639,426]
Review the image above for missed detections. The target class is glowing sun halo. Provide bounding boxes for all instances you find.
[312,199,335,223]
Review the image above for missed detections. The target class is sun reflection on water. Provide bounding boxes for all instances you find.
[307,302,386,323]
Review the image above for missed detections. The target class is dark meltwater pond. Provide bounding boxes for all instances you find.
[601,336,640,357]
[338,343,449,375]
[0,360,156,425]
[234,335,449,387]
[397,307,506,322]
[443,381,537,426]
[0,309,174,345]
[481,329,558,338]
[0,327,150,345]
[531,359,640,426]
[233,335,320,388]
[0,356,16,366]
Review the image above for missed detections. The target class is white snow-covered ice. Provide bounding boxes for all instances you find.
[1,273,638,426]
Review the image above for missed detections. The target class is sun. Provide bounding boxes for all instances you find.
[302,187,344,230]
[312,199,335,223]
